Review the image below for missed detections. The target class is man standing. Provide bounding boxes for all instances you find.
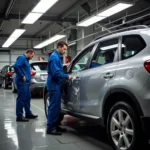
[14,49,38,122]
[46,41,72,135]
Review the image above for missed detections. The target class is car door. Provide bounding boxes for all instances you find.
[80,38,120,117]
[0,67,4,84]
[1,66,7,83]
[62,44,96,112]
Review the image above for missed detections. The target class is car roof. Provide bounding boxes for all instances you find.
[30,61,48,64]
[90,25,150,45]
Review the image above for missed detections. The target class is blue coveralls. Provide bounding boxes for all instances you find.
[90,60,113,68]
[14,54,32,117]
[47,50,69,130]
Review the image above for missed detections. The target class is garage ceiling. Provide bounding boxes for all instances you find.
[0,0,150,48]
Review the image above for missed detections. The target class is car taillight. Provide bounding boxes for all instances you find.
[31,71,36,76]
[6,72,14,76]
[144,60,150,73]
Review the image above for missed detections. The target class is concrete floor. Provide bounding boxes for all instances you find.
[1,88,149,150]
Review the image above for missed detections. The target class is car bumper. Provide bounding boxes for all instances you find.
[30,82,45,94]
[141,116,150,138]
[6,78,13,85]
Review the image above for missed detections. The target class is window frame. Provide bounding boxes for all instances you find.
[119,34,146,61]
[88,37,120,70]
[68,44,97,73]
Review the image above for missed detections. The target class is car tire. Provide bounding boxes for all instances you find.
[31,92,36,98]
[0,84,2,87]
[4,79,8,89]
[44,93,64,123]
[107,101,146,150]
[12,82,17,93]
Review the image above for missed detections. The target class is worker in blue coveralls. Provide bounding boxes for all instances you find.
[90,50,114,68]
[46,41,73,135]
[14,49,38,122]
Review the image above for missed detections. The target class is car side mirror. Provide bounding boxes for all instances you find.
[63,65,68,73]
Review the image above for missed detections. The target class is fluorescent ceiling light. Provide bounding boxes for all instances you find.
[77,2,133,27]
[2,29,26,48]
[34,34,66,49]
[77,16,105,27]
[22,12,43,24]
[98,3,133,17]
[68,42,76,46]
[32,0,59,13]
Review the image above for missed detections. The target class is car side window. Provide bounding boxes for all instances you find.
[1,67,4,73]
[121,35,146,60]
[90,38,119,68]
[2,67,6,73]
[5,67,8,73]
[71,45,94,73]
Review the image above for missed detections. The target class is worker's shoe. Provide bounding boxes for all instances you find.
[16,117,29,122]
[57,126,67,132]
[46,129,62,135]
[25,114,38,119]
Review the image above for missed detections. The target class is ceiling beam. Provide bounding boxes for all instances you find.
[34,23,55,38]
[0,34,46,39]
[0,0,16,31]
[0,14,76,23]
[34,0,88,38]
[59,0,88,19]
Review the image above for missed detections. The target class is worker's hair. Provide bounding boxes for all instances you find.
[104,50,114,60]
[57,41,68,48]
[26,49,35,54]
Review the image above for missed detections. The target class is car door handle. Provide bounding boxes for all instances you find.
[103,73,114,79]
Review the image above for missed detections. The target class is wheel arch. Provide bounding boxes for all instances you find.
[102,88,143,125]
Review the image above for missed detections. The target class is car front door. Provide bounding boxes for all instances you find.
[80,38,120,117]
[62,44,96,112]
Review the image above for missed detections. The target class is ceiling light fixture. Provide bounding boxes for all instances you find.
[77,16,105,27]
[2,29,26,48]
[77,2,133,27]
[32,0,59,14]
[34,34,66,49]
[22,12,43,24]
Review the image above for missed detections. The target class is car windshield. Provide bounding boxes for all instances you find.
[31,62,48,71]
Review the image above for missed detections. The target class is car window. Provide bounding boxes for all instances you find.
[71,45,94,73]
[9,66,14,72]
[121,35,146,60]
[90,38,119,68]
[1,67,5,73]
[31,62,48,71]
[4,67,8,73]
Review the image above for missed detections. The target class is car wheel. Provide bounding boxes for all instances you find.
[0,84,2,87]
[44,93,64,123]
[12,82,17,93]
[107,101,145,150]
[4,79,8,89]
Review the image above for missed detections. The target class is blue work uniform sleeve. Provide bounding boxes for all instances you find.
[14,56,25,78]
[50,59,69,80]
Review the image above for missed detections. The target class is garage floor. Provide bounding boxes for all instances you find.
[0,89,149,150]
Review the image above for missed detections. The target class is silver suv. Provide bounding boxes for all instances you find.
[44,25,150,150]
